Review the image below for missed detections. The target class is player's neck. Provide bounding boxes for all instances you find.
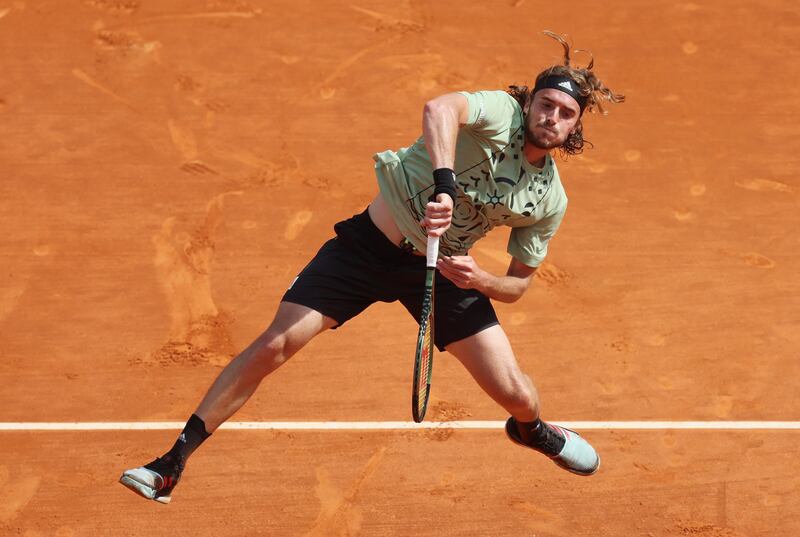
[522,142,549,169]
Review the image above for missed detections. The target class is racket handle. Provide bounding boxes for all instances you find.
[426,235,440,268]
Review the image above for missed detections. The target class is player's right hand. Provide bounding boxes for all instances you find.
[422,194,453,237]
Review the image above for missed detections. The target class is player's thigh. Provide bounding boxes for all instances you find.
[255,301,338,358]
[445,324,535,403]
[399,277,499,351]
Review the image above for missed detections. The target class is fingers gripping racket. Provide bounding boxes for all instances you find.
[412,235,439,423]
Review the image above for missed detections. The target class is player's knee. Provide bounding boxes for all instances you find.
[250,331,290,371]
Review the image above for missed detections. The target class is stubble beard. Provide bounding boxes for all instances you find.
[524,114,568,150]
[525,124,563,150]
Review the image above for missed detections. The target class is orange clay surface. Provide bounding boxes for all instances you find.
[1,1,799,536]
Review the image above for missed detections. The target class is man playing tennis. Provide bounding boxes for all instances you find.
[120,32,624,503]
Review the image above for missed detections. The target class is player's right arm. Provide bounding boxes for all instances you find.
[421,93,469,237]
[422,93,469,170]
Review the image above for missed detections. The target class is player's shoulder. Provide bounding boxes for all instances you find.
[458,89,522,133]
[458,89,520,111]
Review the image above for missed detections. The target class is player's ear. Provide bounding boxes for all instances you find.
[523,93,533,115]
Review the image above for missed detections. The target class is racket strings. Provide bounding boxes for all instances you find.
[417,320,432,406]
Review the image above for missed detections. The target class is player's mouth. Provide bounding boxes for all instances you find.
[537,125,558,135]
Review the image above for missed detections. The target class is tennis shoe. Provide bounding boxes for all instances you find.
[119,455,184,504]
[505,417,600,476]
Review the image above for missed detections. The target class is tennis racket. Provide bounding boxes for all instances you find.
[412,235,439,423]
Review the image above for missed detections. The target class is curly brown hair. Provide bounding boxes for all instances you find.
[508,31,625,156]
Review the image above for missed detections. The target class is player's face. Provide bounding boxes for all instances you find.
[525,89,581,150]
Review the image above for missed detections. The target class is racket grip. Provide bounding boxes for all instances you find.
[426,235,440,268]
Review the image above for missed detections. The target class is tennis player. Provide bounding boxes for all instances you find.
[120,32,624,503]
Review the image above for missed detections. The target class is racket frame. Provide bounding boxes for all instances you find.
[412,235,439,423]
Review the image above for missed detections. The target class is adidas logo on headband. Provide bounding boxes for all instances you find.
[533,74,588,112]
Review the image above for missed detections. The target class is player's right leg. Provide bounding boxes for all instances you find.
[119,302,336,504]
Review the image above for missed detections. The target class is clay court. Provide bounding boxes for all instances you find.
[1,0,799,535]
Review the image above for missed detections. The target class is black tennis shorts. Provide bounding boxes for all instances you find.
[282,208,499,351]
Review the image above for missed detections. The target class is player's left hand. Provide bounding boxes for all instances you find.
[436,255,487,290]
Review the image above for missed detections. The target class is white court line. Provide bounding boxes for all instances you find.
[0,421,799,431]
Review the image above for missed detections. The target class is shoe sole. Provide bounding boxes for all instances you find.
[551,452,601,476]
[119,473,172,504]
[505,419,600,476]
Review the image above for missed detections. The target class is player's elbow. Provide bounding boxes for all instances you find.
[424,93,469,126]
[493,287,526,304]
[423,99,446,121]
[502,279,532,304]
[423,96,459,124]
[502,291,525,304]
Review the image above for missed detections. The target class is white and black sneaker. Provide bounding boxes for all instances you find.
[505,417,600,476]
[119,455,184,504]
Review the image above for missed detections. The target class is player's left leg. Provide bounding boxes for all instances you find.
[445,325,600,476]
[445,324,540,420]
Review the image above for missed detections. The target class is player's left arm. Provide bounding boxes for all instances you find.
[436,255,537,303]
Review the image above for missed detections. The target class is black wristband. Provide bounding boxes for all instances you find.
[432,167,457,203]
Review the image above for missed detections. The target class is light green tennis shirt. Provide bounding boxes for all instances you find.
[374,90,568,267]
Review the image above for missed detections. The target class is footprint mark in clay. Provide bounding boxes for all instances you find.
[735,178,793,193]
[305,447,386,537]
[0,465,41,523]
[151,191,242,364]
[284,210,313,241]
[740,253,775,269]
